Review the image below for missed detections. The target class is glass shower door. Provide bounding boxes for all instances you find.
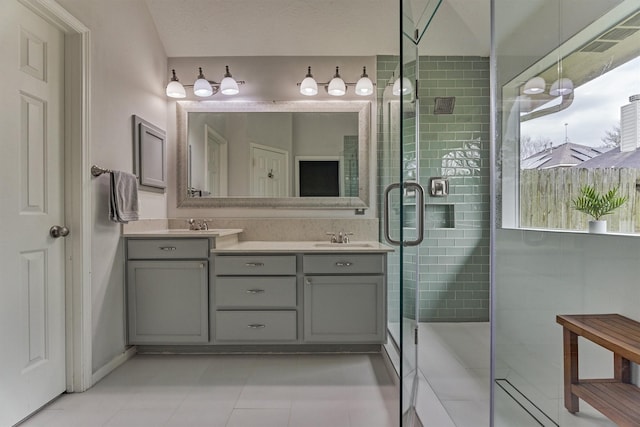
[381,1,442,426]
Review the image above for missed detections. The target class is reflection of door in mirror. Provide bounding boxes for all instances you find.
[204,125,228,197]
[250,143,289,197]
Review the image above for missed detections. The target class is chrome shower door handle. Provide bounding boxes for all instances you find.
[383,182,425,247]
[49,225,70,238]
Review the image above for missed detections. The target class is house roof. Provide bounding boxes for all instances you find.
[521,143,611,170]
[574,147,640,168]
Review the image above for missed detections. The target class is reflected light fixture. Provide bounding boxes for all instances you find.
[523,76,546,95]
[165,66,245,98]
[392,76,413,96]
[297,65,375,96]
[549,77,574,96]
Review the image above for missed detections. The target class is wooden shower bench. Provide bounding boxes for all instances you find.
[556,314,640,426]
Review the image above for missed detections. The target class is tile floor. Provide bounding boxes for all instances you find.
[23,322,602,427]
[20,353,398,427]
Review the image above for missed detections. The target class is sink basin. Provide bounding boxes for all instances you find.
[164,229,230,234]
[313,242,374,248]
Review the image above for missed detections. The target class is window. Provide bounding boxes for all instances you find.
[500,7,640,234]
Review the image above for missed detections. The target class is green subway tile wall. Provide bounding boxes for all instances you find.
[378,55,490,323]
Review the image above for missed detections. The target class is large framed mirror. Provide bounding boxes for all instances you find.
[176,100,371,208]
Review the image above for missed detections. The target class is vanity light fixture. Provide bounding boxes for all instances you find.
[355,67,374,96]
[166,69,186,98]
[165,66,245,98]
[328,66,346,96]
[300,67,318,96]
[298,65,375,96]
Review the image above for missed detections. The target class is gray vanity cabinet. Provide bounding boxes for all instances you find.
[212,255,298,343]
[126,239,209,344]
[303,254,385,343]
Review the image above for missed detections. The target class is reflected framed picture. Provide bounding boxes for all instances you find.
[133,115,166,192]
[295,156,343,197]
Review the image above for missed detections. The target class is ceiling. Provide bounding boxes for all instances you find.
[144,0,491,58]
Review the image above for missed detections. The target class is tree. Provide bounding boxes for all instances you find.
[601,124,621,148]
[520,135,553,160]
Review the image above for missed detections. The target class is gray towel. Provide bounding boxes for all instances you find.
[109,171,139,223]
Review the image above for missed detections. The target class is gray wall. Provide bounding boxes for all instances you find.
[57,0,168,374]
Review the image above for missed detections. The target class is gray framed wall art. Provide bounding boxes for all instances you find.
[133,115,166,192]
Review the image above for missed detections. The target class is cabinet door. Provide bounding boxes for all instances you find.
[303,275,384,343]
[127,261,208,344]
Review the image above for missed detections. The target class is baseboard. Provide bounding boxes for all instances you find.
[91,346,137,386]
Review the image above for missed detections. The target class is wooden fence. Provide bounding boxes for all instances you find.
[520,168,640,233]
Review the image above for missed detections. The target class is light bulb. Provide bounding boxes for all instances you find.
[193,67,213,97]
[220,65,239,95]
[328,66,346,96]
[355,66,374,96]
[165,69,186,98]
[300,66,318,96]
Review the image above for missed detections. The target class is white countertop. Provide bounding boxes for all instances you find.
[122,228,244,237]
[211,240,394,253]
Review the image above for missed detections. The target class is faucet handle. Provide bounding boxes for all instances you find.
[325,232,337,243]
[342,232,354,244]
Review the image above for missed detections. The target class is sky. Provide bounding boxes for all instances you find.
[521,55,640,148]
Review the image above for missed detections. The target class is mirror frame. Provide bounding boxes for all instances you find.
[176,100,371,209]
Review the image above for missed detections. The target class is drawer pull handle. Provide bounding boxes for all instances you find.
[245,262,265,267]
[159,246,177,251]
[335,261,353,267]
[246,289,265,294]
[247,324,266,329]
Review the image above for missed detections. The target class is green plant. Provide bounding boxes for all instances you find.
[572,185,628,221]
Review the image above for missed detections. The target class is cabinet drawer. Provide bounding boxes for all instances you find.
[215,277,297,308]
[215,255,296,276]
[303,254,384,274]
[127,239,209,259]
[215,311,297,342]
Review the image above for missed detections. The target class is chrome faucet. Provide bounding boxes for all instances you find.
[188,218,209,230]
[326,231,353,243]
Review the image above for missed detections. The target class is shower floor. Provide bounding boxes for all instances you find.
[415,322,617,426]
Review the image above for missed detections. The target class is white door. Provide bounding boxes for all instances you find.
[0,2,67,425]
[204,125,228,196]
[250,143,289,197]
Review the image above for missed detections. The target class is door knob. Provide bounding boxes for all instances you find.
[49,225,70,238]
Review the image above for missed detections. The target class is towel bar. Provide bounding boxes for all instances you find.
[91,165,112,177]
